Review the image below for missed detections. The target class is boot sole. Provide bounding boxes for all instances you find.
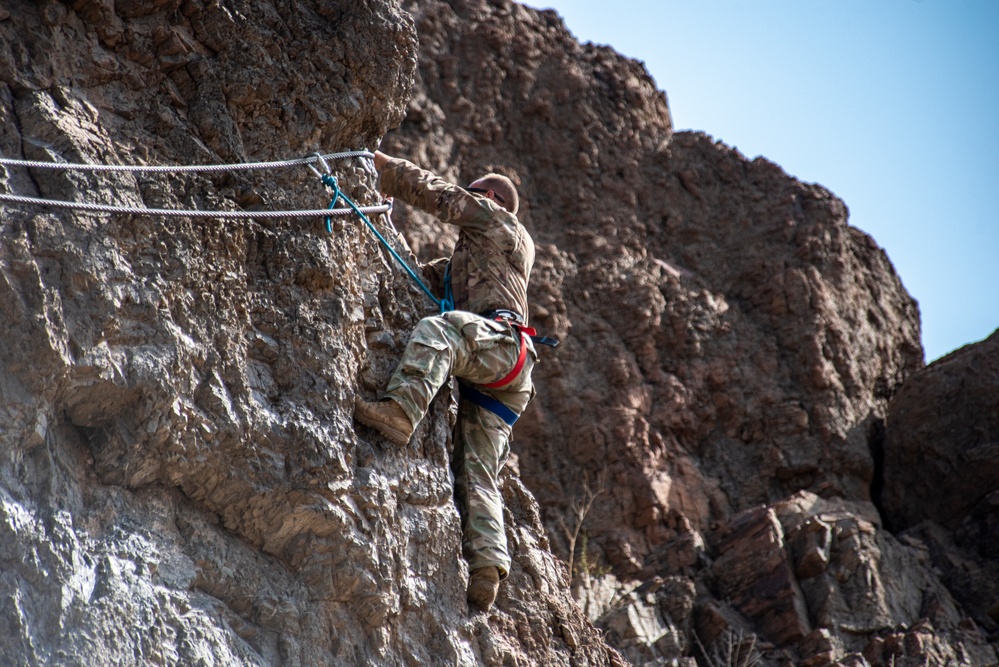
[354,410,412,447]
[467,567,500,610]
[467,581,498,610]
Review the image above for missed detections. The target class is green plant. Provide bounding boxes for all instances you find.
[574,532,612,579]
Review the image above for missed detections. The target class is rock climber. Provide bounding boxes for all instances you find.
[354,150,538,611]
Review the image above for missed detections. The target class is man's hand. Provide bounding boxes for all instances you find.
[373,150,391,171]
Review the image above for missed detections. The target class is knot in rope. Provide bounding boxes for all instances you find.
[320,174,342,233]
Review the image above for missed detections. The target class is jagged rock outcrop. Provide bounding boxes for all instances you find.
[882,329,999,534]
[0,2,623,665]
[882,329,999,640]
[380,0,998,664]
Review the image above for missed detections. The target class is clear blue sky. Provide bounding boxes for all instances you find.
[523,0,998,362]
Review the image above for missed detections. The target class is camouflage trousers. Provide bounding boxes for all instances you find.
[384,310,536,577]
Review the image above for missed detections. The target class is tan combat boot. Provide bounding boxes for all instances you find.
[353,398,414,446]
[467,566,500,611]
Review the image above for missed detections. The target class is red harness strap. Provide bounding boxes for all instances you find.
[482,323,536,389]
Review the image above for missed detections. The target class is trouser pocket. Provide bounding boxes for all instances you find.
[442,310,508,351]
[398,341,446,378]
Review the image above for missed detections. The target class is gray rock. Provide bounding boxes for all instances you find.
[0,1,622,665]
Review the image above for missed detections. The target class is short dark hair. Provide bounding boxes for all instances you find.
[474,173,519,215]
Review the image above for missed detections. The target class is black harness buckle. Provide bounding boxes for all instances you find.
[480,308,524,324]
[479,309,559,348]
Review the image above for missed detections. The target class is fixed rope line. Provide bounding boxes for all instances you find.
[0,149,389,218]
[309,155,451,314]
[0,150,374,173]
[0,192,390,218]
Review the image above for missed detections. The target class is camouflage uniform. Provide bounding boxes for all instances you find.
[378,157,536,577]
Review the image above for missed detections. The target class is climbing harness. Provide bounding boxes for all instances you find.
[0,151,390,219]
[476,308,557,390]
[481,309,559,350]
[483,332,528,389]
[480,313,533,390]
[308,153,453,315]
[453,308,560,426]
[458,381,519,426]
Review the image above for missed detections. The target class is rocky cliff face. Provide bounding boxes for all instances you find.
[380,0,998,665]
[1,1,996,666]
[0,2,621,665]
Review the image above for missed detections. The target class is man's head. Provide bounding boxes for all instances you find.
[467,173,519,215]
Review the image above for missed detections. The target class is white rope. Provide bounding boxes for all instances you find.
[0,150,374,174]
[0,192,390,219]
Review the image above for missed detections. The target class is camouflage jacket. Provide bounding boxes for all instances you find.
[380,157,535,323]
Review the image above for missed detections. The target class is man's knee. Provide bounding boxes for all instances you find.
[397,344,441,380]
[401,317,453,374]
[412,314,451,342]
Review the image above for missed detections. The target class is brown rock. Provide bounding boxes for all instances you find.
[3,0,997,664]
[386,0,923,604]
[881,330,999,634]
[882,329,999,535]
[379,1,999,663]
[711,506,811,644]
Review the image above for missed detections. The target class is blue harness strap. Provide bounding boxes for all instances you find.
[441,261,455,313]
[458,381,519,426]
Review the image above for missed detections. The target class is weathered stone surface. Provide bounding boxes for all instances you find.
[379,0,997,663]
[712,505,811,645]
[0,2,623,665]
[692,493,996,665]
[379,3,996,663]
[880,329,999,639]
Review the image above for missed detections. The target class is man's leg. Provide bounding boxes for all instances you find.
[356,311,524,446]
[452,400,512,609]
[453,401,513,574]
[355,315,459,445]
[356,311,535,610]
[383,316,455,426]
[442,312,536,609]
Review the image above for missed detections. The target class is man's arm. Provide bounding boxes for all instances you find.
[373,151,494,232]
[373,150,390,172]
